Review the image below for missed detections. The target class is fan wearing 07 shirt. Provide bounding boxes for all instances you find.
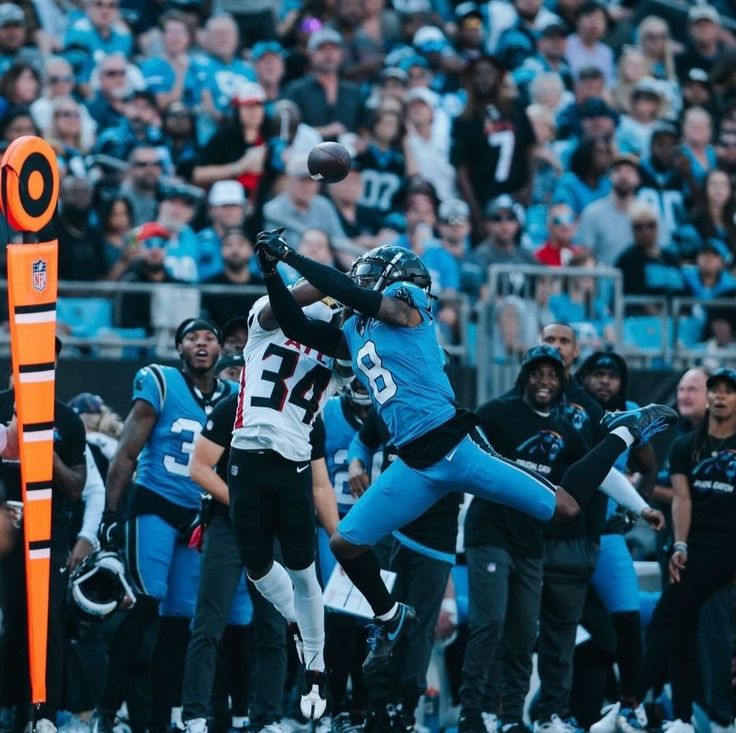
[253,226,678,674]
[228,284,341,721]
[93,319,235,733]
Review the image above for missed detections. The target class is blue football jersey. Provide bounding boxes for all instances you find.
[323,396,362,514]
[342,282,456,448]
[133,365,235,509]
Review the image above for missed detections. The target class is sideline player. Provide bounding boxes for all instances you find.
[228,282,341,720]
[254,229,677,673]
[93,319,235,733]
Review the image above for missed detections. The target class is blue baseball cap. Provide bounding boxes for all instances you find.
[701,238,732,265]
[251,41,284,61]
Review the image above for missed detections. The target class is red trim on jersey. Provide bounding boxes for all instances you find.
[234,361,246,429]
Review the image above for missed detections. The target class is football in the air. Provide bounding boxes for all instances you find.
[307,142,352,183]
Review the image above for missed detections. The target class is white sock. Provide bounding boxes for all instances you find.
[286,563,325,671]
[249,562,297,623]
[377,602,398,621]
[232,717,248,728]
[611,426,635,447]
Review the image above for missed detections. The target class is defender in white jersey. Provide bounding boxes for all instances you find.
[228,289,341,721]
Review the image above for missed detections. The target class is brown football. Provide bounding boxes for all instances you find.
[307,142,352,183]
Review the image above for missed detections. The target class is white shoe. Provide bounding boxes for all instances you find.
[663,720,695,733]
[25,719,57,733]
[184,719,208,733]
[482,714,500,733]
[590,703,620,733]
[259,723,294,733]
[532,716,579,733]
[300,670,328,720]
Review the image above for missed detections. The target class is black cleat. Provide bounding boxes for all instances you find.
[90,714,115,733]
[458,712,487,733]
[601,403,677,445]
[362,604,417,676]
[362,708,392,733]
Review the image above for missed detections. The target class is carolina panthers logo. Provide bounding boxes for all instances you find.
[516,430,565,464]
[560,403,589,432]
[692,449,736,487]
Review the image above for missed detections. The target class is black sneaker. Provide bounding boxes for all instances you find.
[459,712,487,733]
[362,604,417,675]
[601,403,677,445]
[363,708,392,733]
[299,670,327,720]
[90,713,115,733]
[392,705,415,733]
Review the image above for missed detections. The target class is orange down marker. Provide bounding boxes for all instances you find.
[3,136,60,705]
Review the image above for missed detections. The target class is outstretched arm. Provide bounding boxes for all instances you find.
[262,263,347,358]
[257,229,421,326]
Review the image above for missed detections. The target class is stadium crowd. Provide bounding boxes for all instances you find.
[2,5,736,733]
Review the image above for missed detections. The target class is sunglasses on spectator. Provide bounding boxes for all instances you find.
[102,68,126,77]
[490,213,516,222]
[633,220,657,229]
[644,32,667,39]
[552,214,575,226]
[719,139,736,148]
[55,109,80,118]
[133,160,161,168]
[48,75,74,84]
[93,0,118,8]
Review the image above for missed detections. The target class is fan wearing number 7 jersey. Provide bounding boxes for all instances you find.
[254,227,679,676]
[227,284,343,722]
[93,318,235,733]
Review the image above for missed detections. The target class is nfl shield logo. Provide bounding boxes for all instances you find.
[32,259,47,292]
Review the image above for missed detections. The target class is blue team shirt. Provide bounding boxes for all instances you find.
[133,364,235,509]
[343,282,456,448]
[64,18,133,81]
[140,56,200,107]
[190,53,257,113]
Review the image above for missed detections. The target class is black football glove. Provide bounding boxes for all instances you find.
[256,227,291,262]
[603,508,638,535]
[255,243,279,275]
[98,509,124,550]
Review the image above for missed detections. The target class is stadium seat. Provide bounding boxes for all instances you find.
[57,297,113,338]
[623,315,668,351]
[96,327,151,359]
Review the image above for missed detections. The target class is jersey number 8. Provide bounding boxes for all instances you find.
[356,341,396,405]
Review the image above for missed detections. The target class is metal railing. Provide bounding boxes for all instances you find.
[476,265,624,404]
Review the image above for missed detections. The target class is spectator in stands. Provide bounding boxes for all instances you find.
[57,175,107,281]
[120,144,163,226]
[576,152,639,264]
[221,317,248,355]
[98,193,134,279]
[452,2,484,62]
[612,46,651,114]
[452,55,536,237]
[555,66,607,140]
[94,89,165,163]
[466,195,536,299]
[139,10,196,111]
[636,16,676,85]
[162,101,198,178]
[638,122,693,246]
[156,183,200,282]
[45,96,93,177]
[284,27,364,138]
[564,1,614,87]
[356,108,414,221]
[616,77,665,157]
[495,0,548,71]
[0,3,41,75]
[0,62,41,116]
[535,203,581,266]
[681,107,717,184]
[85,52,128,130]
[514,16,573,100]
[688,168,736,254]
[675,5,726,79]
[553,136,612,214]
[405,87,456,203]
[263,153,346,246]
[251,41,285,104]
[201,228,259,326]
[330,0,384,84]
[327,164,382,247]
[64,0,133,82]
[1,105,39,144]
[193,81,268,199]
[714,128,736,178]
[682,238,736,300]
[615,201,684,297]
[681,68,714,117]
[117,221,182,331]
[529,72,568,117]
